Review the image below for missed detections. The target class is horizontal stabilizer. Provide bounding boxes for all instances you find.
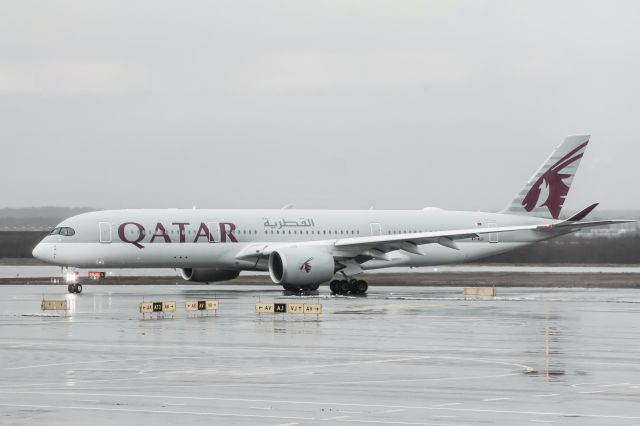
[566,203,599,222]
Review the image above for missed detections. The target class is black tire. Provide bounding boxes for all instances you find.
[338,280,350,295]
[74,283,83,294]
[329,280,339,294]
[348,280,359,293]
[67,284,75,293]
[356,280,368,294]
[308,283,320,291]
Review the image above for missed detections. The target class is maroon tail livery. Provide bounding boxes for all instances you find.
[504,135,590,219]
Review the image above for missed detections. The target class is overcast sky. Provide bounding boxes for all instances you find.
[1,0,638,211]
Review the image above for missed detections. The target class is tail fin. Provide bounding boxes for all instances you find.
[503,135,590,219]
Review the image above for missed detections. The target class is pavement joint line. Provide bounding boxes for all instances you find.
[334,419,451,425]
[533,394,558,398]
[12,390,639,419]
[0,371,524,389]
[271,423,299,426]
[598,382,630,387]
[376,409,406,414]
[0,403,316,421]
[577,390,605,394]
[324,415,352,420]
[483,397,511,402]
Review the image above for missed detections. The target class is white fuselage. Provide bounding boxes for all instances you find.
[33,208,557,272]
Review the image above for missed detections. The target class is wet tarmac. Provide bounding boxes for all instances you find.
[1,284,640,425]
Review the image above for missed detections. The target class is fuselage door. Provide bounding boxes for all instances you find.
[99,222,112,243]
[370,222,382,236]
[208,222,219,243]
[487,222,498,243]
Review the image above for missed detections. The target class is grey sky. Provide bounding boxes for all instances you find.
[1,1,638,211]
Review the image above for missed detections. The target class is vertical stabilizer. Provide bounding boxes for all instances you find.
[503,135,590,219]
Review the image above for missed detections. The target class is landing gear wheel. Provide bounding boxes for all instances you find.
[348,280,359,293]
[356,280,368,294]
[67,284,75,293]
[338,280,350,295]
[308,283,320,291]
[329,280,340,294]
[74,283,82,294]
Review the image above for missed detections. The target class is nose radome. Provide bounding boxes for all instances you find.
[32,243,45,261]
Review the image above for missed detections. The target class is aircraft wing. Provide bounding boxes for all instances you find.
[332,223,548,255]
[235,223,551,261]
[332,219,635,258]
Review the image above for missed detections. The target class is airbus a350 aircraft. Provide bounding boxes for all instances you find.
[33,135,632,294]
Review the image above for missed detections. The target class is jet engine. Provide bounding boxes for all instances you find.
[180,268,240,283]
[268,248,335,289]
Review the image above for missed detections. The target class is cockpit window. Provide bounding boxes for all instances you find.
[50,227,75,236]
[60,227,75,236]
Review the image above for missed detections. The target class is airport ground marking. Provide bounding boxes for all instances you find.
[333,420,452,425]
[0,403,316,421]
[2,393,640,421]
[482,397,511,402]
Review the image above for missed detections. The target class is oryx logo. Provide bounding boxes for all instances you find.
[522,142,587,219]
[300,257,313,273]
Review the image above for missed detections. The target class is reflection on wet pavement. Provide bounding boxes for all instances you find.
[0,284,640,425]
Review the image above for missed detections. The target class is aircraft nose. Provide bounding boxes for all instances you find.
[32,243,46,261]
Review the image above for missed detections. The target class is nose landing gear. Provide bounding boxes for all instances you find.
[329,279,368,295]
[67,283,83,294]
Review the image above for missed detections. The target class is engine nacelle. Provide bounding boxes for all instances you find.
[268,248,335,288]
[180,268,240,283]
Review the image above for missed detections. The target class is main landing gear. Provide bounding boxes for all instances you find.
[282,283,320,295]
[67,283,83,294]
[329,279,368,295]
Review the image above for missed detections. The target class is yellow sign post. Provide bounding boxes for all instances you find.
[41,299,68,312]
[463,287,496,297]
[255,302,323,319]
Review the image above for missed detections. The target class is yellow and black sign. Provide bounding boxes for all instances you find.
[304,304,322,314]
[463,287,496,297]
[41,300,68,311]
[185,300,219,312]
[255,303,274,313]
[288,303,305,313]
[139,301,177,314]
[255,302,323,315]
[139,302,153,313]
